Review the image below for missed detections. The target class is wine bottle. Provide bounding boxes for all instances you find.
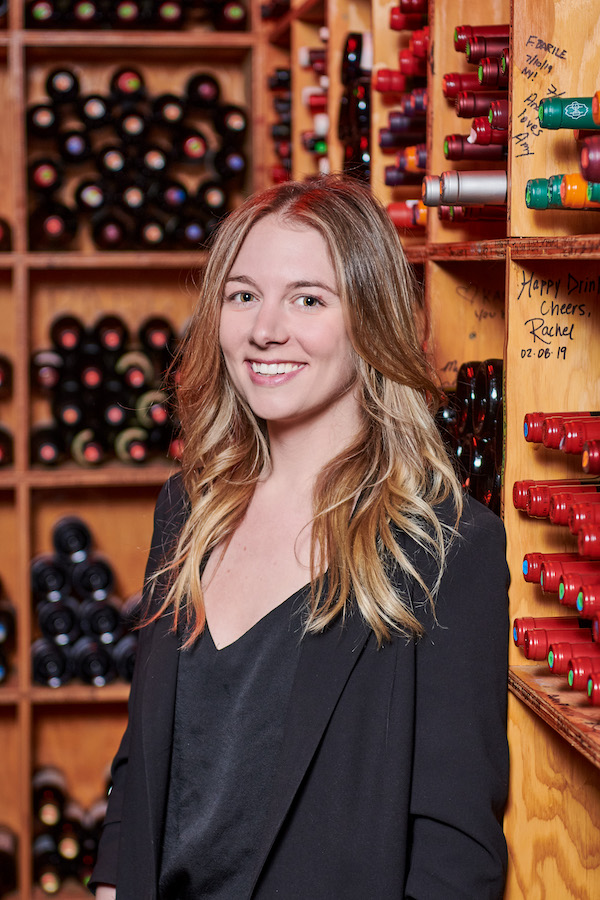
[443,72,492,98]
[33,766,68,827]
[38,596,81,647]
[69,635,116,686]
[30,424,66,466]
[469,116,508,145]
[138,315,176,361]
[167,208,209,249]
[79,598,124,646]
[214,103,249,143]
[186,71,221,109]
[0,599,15,654]
[115,109,150,145]
[523,410,600,443]
[55,800,85,866]
[472,359,503,437]
[52,394,86,433]
[50,314,85,355]
[76,93,113,130]
[29,202,79,249]
[91,314,129,356]
[173,126,210,164]
[373,69,408,94]
[439,170,507,205]
[213,146,247,180]
[478,57,509,89]
[210,0,248,31]
[149,0,185,27]
[389,8,426,30]
[109,66,146,104]
[139,144,170,179]
[454,24,510,53]
[107,0,147,27]
[27,103,60,138]
[549,489,600,526]
[152,92,188,129]
[523,626,592,660]
[45,68,80,104]
[26,0,63,27]
[197,180,228,217]
[0,354,12,397]
[71,554,115,602]
[464,36,509,64]
[558,570,600,607]
[135,389,170,430]
[539,96,600,131]
[31,553,70,603]
[580,135,600,183]
[0,425,13,467]
[443,135,507,161]
[75,179,108,214]
[31,350,64,394]
[557,174,600,209]
[91,209,133,251]
[454,90,503,118]
[65,0,106,27]
[33,832,63,894]
[52,515,92,566]
[578,583,600,615]
[114,426,151,463]
[578,523,600,559]
[96,144,129,181]
[568,656,600,691]
[560,417,600,454]
[0,823,17,896]
[446,205,506,222]
[569,500,600,535]
[513,615,582,647]
[527,483,600,519]
[115,349,156,392]
[540,558,600,594]
[70,427,106,466]
[32,637,71,687]
[548,640,600,674]
[583,440,600,475]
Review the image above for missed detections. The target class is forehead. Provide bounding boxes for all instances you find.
[228,214,337,282]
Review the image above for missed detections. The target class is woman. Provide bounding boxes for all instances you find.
[91,175,509,899]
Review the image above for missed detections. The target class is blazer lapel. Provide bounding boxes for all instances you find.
[250,605,371,894]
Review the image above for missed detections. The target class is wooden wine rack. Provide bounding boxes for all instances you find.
[1,0,600,895]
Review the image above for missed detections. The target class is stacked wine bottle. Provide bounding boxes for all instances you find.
[338,32,372,183]
[0,577,16,686]
[0,823,17,898]
[436,358,503,516]
[514,409,600,704]
[27,64,248,250]
[31,515,141,688]
[299,32,330,177]
[25,0,248,31]
[0,353,13,467]
[267,67,292,184]
[31,312,181,467]
[373,1,429,232]
[526,92,600,213]
[32,765,108,893]
[422,21,509,225]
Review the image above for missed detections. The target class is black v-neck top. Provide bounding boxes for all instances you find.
[158,589,305,899]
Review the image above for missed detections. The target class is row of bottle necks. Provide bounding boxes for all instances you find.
[25,0,250,31]
[0,312,184,469]
[26,65,247,251]
[513,398,600,706]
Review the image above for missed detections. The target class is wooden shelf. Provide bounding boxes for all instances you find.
[30,683,131,705]
[427,240,508,261]
[509,666,600,769]
[509,235,600,259]
[23,252,208,270]
[21,30,255,49]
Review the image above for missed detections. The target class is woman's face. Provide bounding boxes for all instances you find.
[219,215,360,434]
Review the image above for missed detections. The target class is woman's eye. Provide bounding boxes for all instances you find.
[232,291,255,303]
[298,295,320,308]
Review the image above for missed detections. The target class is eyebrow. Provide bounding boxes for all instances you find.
[225,274,337,293]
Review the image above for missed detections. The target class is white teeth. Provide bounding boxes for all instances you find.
[251,362,302,375]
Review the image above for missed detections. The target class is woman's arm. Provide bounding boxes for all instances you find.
[95,886,116,900]
[405,499,510,899]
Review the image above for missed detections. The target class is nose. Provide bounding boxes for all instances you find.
[249,299,288,347]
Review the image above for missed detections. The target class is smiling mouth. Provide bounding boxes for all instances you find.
[250,362,304,375]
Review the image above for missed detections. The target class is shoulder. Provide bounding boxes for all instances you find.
[150,472,191,557]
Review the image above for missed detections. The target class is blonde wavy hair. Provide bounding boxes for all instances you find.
[151,175,463,646]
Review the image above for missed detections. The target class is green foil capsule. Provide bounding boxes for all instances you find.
[538,97,600,130]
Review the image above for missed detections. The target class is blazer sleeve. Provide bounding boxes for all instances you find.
[88,473,188,893]
[404,497,510,900]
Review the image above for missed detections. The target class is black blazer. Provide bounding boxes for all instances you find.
[90,474,509,899]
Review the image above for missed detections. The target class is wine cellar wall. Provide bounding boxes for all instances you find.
[1,0,600,896]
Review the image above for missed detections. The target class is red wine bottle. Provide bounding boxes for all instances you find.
[77,93,113,130]
[152,92,188,129]
[27,103,60,138]
[45,68,80,104]
[32,832,63,894]
[52,515,92,565]
[26,0,63,27]
[107,0,147,27]
[68,635,116,686]
[70,427,106,466]
[30,424,66,466]
[38,596,81,647]
[29,202,79,249]
[109,66,146,104]
[71,554,115,602]
[79,598,124,646]
[32,766,68,827]
[186,71,221,109]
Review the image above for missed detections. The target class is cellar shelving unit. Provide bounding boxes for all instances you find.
[2,0,600,895]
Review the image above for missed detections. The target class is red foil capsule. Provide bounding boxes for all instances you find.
[579,135,600,182]
[442,72,485,98]
[469,116,508,145]
[569,500,600,534]
[569,656,600,690]
[523,627,592,660]
[455,91,504,118]
[578,583,600,616]
[522,552,579,584]
[478,57,509,89]
[409,27,429,59]
[548,640,600,674]
[389,10,427,31]
[454,24,510,53]
[374,69,408,93]
[541,414,592,449]
[465,36,510,64]
[540,559,600,594]
[513,478,590,508]
[489,99,509,129]
[583,441,600,475]
[561,419,600,454]
[579,524,600,559]
[446,205,506,221]
[398,49,427,78]
[513,615,582,647]
[550,490,600,526]
[524,410,600,443]
[444,134,506,160]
